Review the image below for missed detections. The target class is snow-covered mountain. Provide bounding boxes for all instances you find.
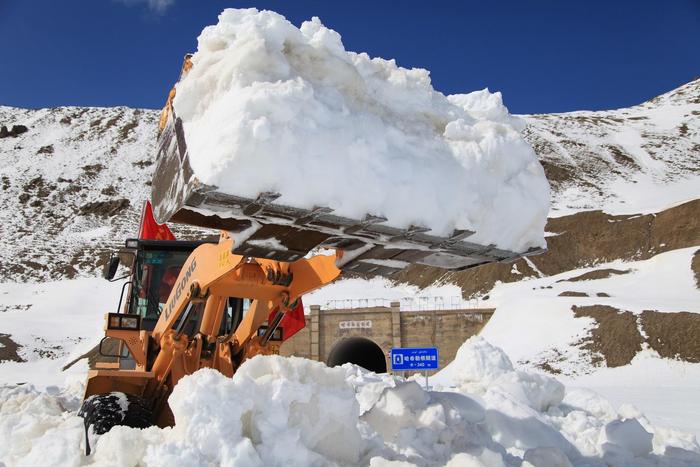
[525,78,700,216]
[0,106,209,282]
[0,106,156,281]
[1,80,698,283]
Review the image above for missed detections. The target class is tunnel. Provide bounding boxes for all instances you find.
[326,337,387,373]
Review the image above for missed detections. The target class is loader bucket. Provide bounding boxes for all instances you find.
[151,109,544,277]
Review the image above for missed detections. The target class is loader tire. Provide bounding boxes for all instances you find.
[78,392,152,454]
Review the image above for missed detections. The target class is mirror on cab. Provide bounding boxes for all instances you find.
[103,255,120,280]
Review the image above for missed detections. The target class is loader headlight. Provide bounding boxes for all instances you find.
[106,313,141,330]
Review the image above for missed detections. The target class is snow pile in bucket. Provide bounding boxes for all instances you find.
[2,338,700,466]
[172,8,549,252]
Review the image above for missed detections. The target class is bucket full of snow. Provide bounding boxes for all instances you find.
[151,8,550,275]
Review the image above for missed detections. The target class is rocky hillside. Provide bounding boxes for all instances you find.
[0,79,698,286]
[0,106,206,282]
[525,78,700,216]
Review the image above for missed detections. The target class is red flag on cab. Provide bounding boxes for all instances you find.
[268,299,306,341]
[139,200,175,240]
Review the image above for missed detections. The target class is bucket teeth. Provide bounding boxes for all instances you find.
[243,192,281,216]
[430,229,475,249]
[295,206,334,225]
[344,214,388,234]
[389,224,431,242]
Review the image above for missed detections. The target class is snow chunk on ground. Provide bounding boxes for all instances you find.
[147,357,363,466]
[601,418,653,458]
[0,384,85,467]
[173,8,549,252]
[434,337,565,412]
[3,340,700,466]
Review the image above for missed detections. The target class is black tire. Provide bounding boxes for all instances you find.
[78,392,152,454]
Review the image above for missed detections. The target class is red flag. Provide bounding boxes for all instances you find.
[139,201,175,240]
[268,298,306,341]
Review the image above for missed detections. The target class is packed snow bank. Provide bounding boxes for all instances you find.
[3,339,700,466]
[172,8,549,252]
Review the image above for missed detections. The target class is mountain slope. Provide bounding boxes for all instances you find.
[1,80,698,283]
[525,78,700,216]
[0,106,156,281]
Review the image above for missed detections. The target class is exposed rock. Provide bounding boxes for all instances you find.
[82,163,105,177]
[641,310,700,363]
[101,186,117,196]
[559,269,630,282]
[37,144,54,155]
[566,305,700,370]
[0,334,24,362]
[0,124,28,138]
[119,120,139,139]
[8,124,27,137]
[572,305,644,367]
[692,249,700,289]
[79,199,130,217]
[558,291,589,297]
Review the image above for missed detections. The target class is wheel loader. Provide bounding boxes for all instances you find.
[78,55,544,452]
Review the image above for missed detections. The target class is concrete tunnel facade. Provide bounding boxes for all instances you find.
[280,302,493,373]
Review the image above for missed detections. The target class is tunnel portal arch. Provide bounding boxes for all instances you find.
[326,337,387,373]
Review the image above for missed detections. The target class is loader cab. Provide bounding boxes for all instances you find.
[120,239,215,331]
[102,237,248,370]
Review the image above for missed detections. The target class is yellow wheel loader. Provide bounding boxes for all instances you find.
[78,55,543,453]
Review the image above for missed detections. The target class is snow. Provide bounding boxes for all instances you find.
[1,251,697,465]
[0,278,125,388]
[553,172,700,218]
[0,105,159,283]
[246,236,288,251]
[0,56,696,465]
[2,340,700,466]
[302,276,478,312]
[173,8,550,253]
[308,248,700,442]
[524,79,700,218]
[566,351,700,440]
[602,418,653,457]
[479,247,700,368]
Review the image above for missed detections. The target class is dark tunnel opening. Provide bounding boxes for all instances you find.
[326,337,387,373]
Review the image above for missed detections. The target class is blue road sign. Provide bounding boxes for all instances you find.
[390,347,439,371]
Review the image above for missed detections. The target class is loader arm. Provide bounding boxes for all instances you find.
[152,230,341,348]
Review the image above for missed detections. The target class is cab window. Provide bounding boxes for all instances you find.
[131,249,191,323]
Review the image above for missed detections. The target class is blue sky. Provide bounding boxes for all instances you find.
[1,0,698,114]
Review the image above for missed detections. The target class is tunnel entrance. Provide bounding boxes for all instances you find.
[327,337,387,373]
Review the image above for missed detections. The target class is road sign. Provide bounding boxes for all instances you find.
[390,347,439,371]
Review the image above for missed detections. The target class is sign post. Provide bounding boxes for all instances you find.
[390,347,439,390]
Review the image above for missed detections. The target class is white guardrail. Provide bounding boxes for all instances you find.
[304,296,481,312]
